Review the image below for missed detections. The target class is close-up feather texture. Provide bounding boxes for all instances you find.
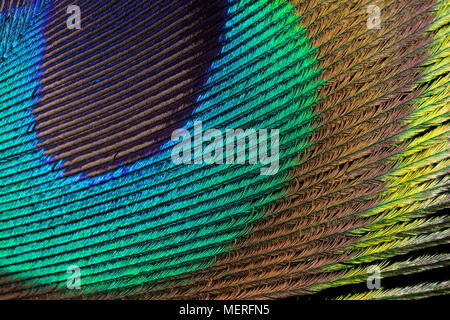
[0,0,448,300]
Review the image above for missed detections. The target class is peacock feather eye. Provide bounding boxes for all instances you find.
[34,0,229,176]
[0,0,448,300]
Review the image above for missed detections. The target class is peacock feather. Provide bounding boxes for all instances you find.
[0,0,448,300]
